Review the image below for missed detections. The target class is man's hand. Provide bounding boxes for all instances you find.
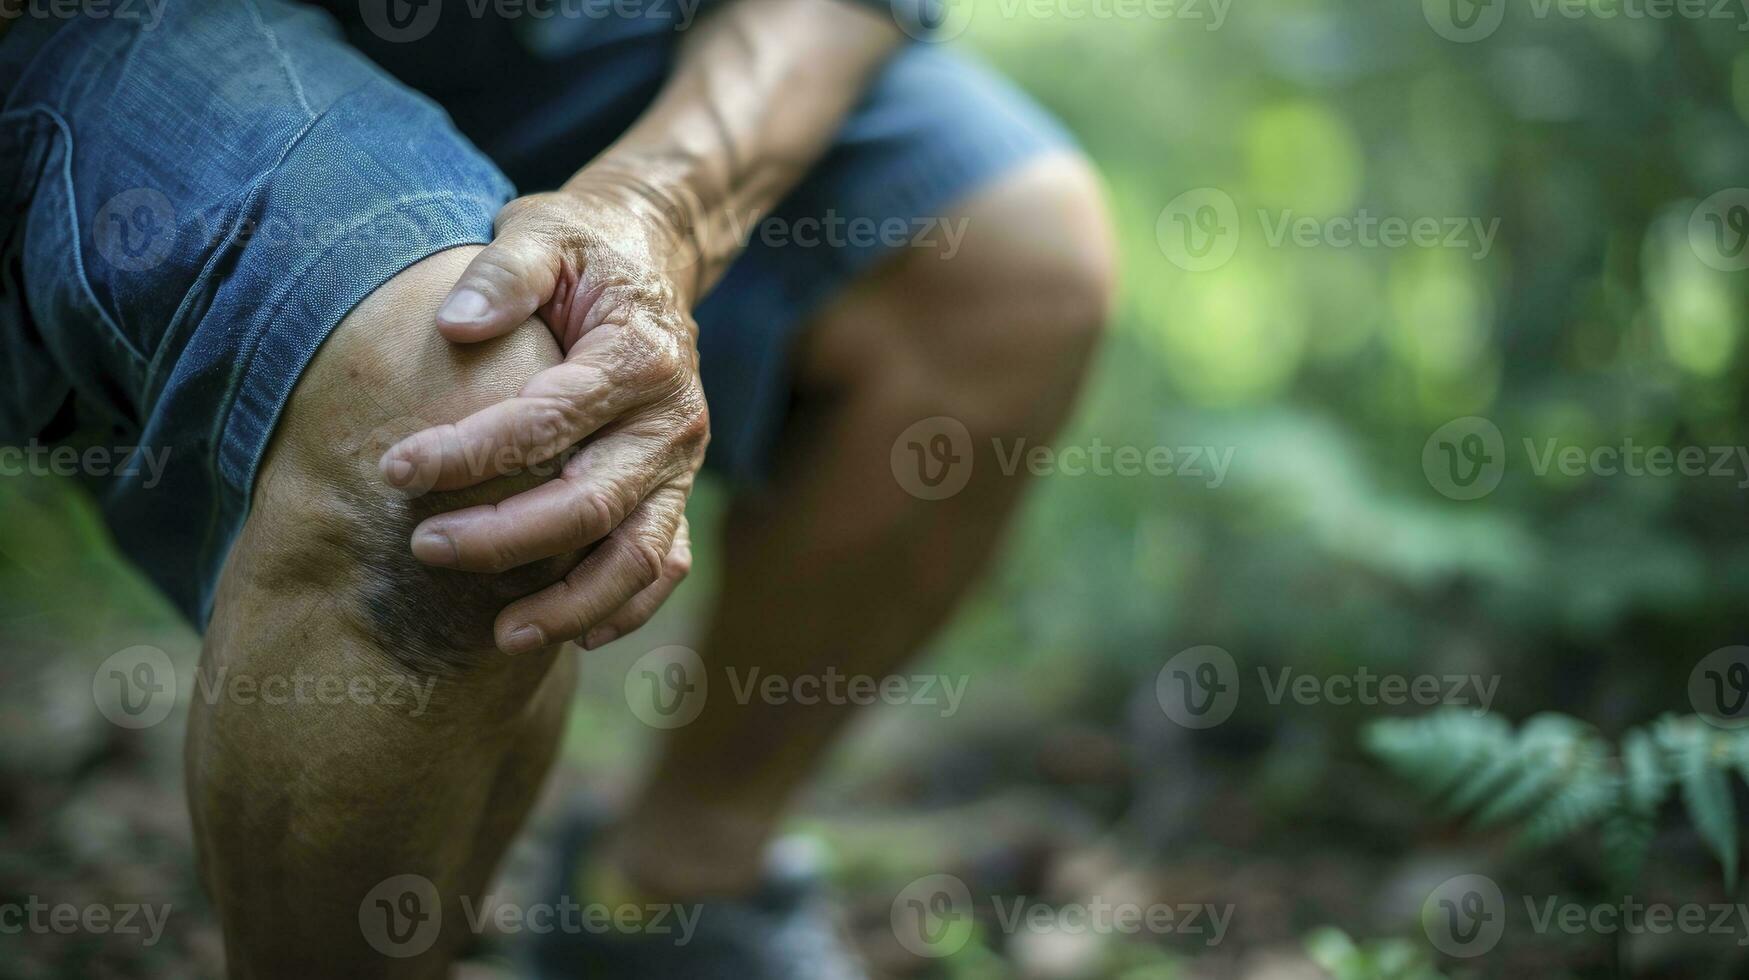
[380,184,708,655]
[378,0,903,655]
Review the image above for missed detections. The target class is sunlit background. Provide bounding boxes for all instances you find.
[5,1,1749,976]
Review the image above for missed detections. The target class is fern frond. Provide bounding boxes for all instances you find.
[1513,736,1613,850]
[1363,710,1748,893]
[1471,715,1594,830]
[1673,720,1740,891]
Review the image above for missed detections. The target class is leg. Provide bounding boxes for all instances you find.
[185,247,586,978]
[611,152,1117,894]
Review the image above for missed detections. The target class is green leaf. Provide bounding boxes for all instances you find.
[1621,728,1668,816]
[1680,725,1739,891]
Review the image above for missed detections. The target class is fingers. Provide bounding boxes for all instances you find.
[381,320,702,494]
[437,204,562,343]
[407,433,676,572]
[582,517,692,651]
[379,358,632,493]
[494,485,690,655]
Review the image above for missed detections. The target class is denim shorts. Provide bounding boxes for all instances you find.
[0,0,1072,626]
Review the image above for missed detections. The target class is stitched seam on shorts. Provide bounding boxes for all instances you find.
[243,0,315,120]
[0,103,151,369]
[208,189,496,496]
[140,99,347,406]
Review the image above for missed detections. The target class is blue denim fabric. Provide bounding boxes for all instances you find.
[0,0,1071,626]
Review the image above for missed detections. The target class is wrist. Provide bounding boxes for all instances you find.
[561,151,730,309]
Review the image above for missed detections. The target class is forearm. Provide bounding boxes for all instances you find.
[564,0,904,305]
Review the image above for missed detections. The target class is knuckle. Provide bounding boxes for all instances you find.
[662,549,692,582]
[673,394,711,455]
[518,398,577,459]
[569,489,619,545]
[614,333,685,391]
[544,579,595,642]
[624,537,667,591]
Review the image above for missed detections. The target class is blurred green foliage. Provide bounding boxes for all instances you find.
[945,0,1749,717]
[4,1,1749,976]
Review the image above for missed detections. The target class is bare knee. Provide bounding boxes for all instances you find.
[962,151,1118,364]
[805,151,1116,439]
[234,246,580,673]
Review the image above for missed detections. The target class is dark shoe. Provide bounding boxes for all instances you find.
[527,806,868,980]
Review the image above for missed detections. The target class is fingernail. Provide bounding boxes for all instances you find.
[379,454,415,488]
[502,625,546,656]
[438,288,490,324]
[411,527,458,566]
[584,627,619,650]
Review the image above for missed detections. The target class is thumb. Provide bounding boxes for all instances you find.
[436,225,561,343]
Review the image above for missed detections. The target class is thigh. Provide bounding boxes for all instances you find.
[0,0,513,627]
